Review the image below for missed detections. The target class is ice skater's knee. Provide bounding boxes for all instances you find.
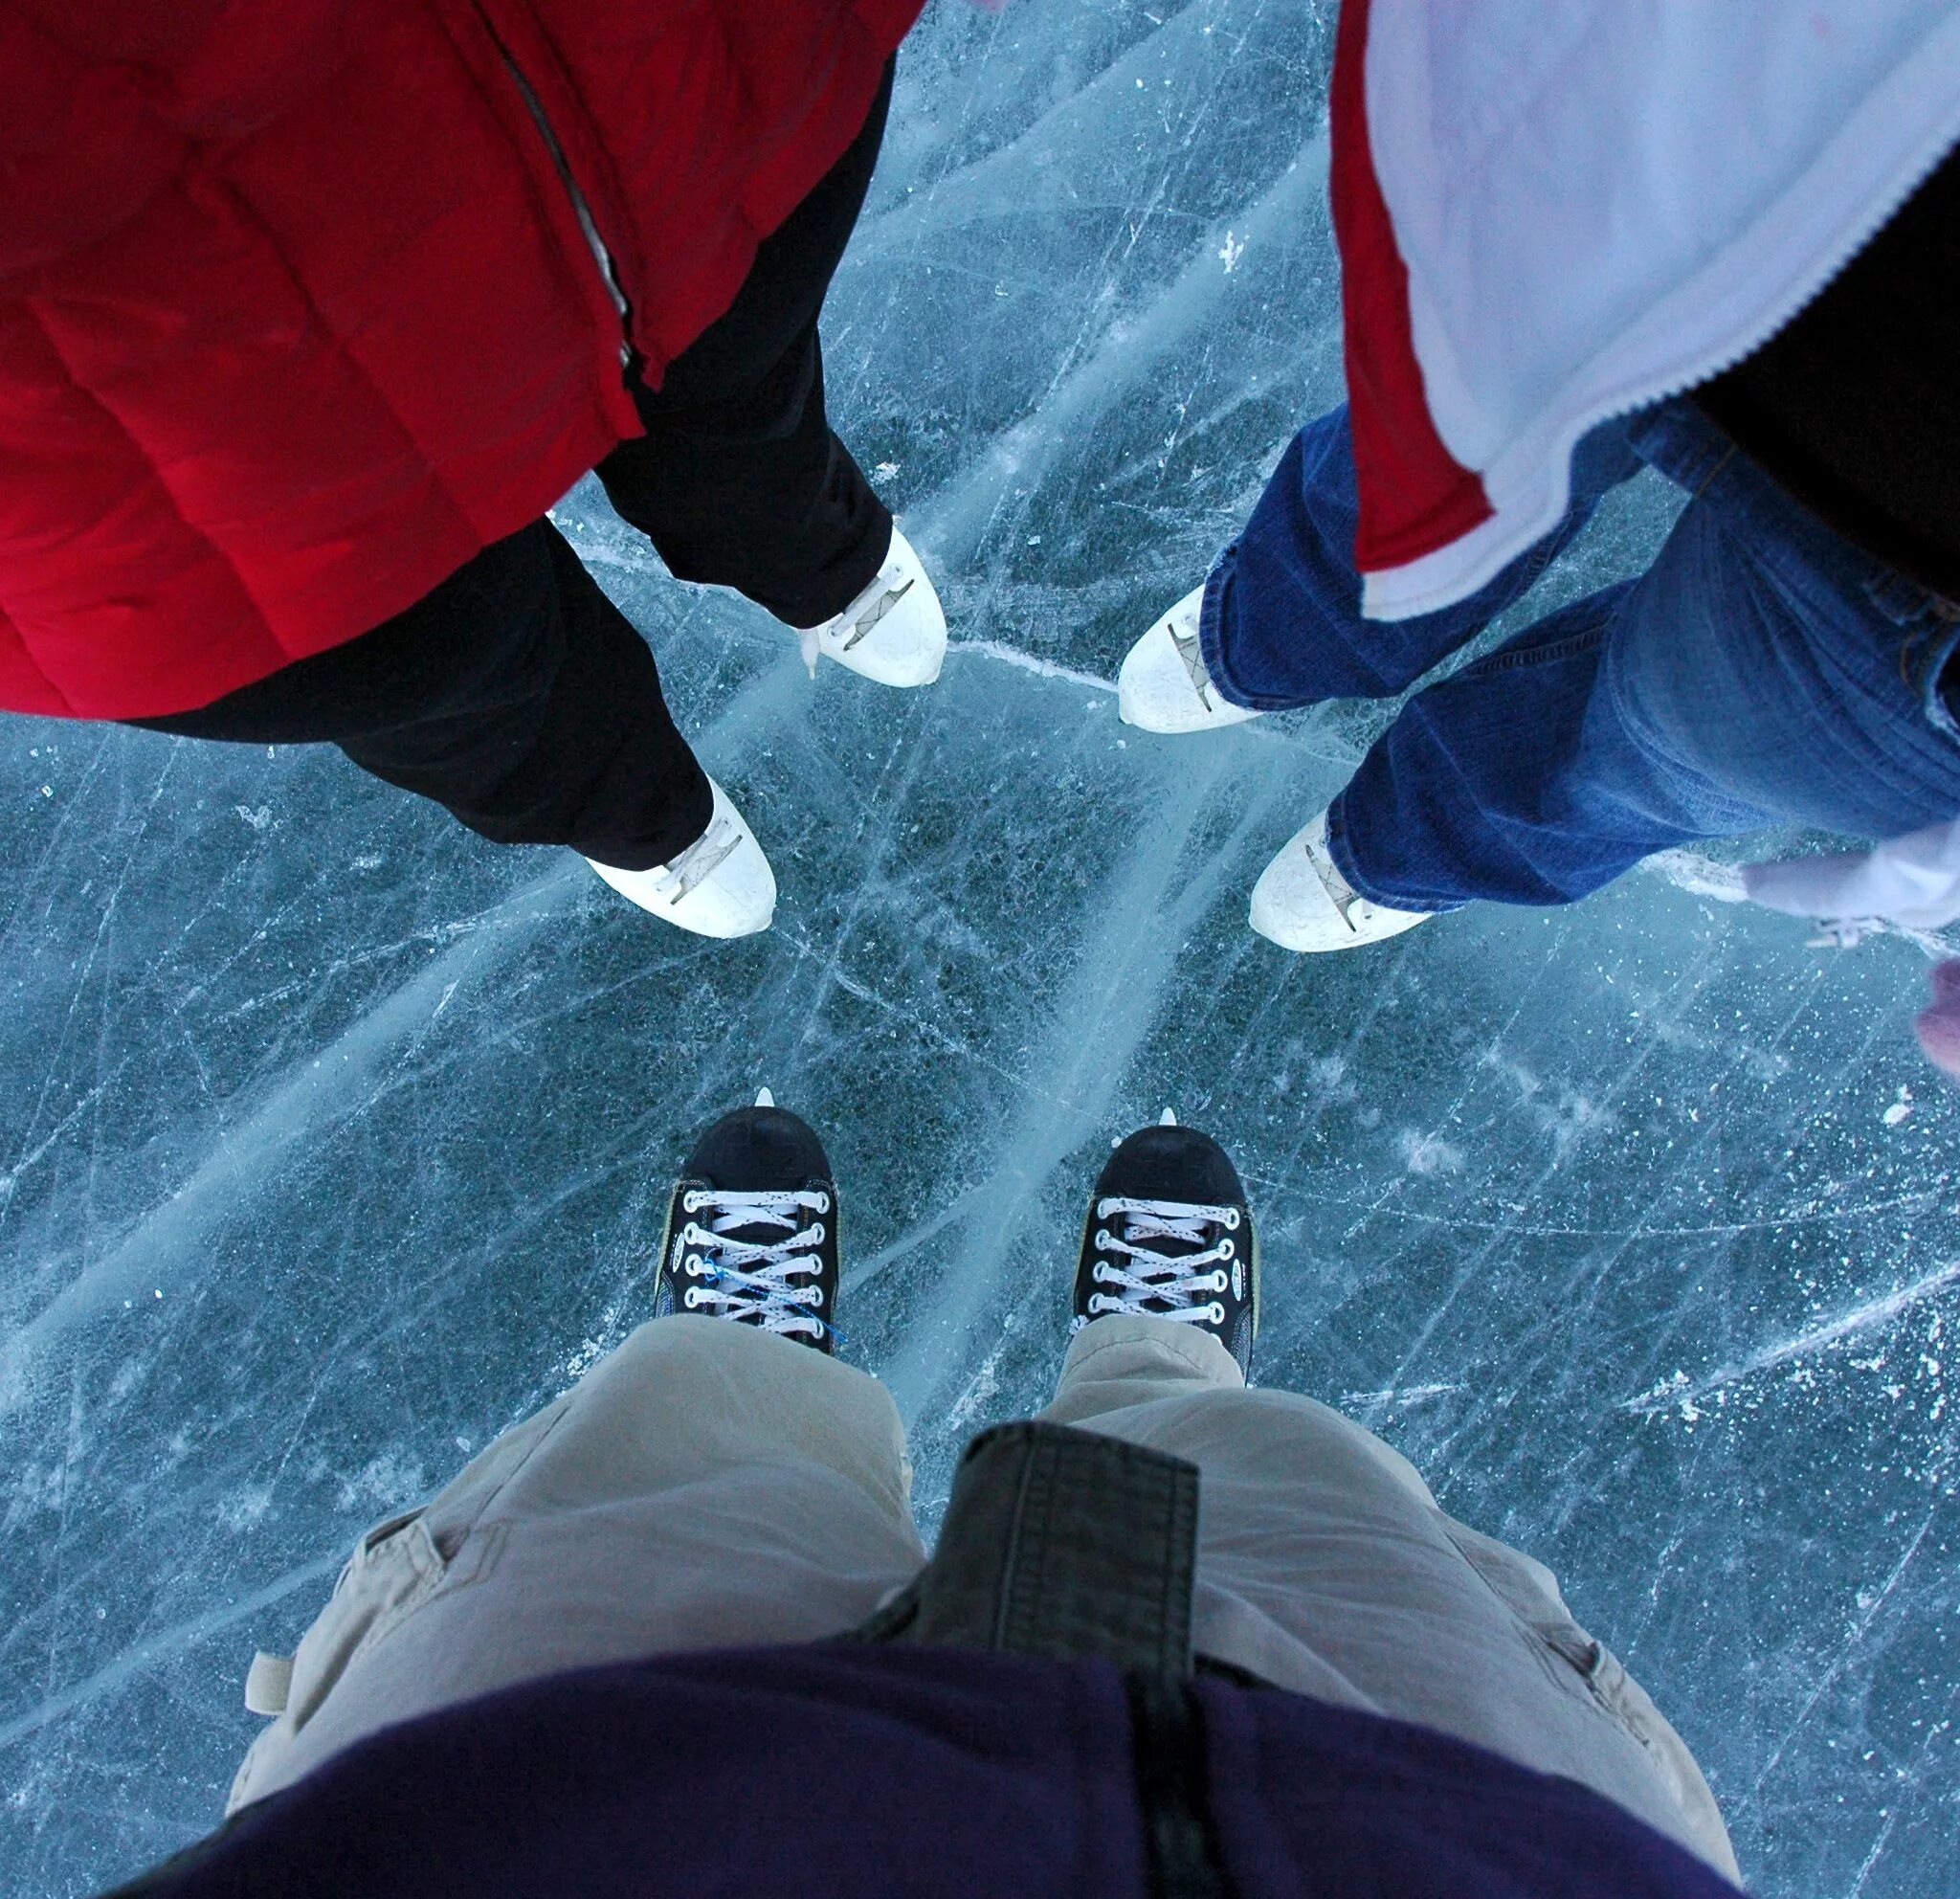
[1048,1313,1246,1410]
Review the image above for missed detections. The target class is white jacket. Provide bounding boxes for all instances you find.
[1335,1,1960,621]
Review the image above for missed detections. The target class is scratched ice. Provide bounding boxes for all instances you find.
[3,8,1956,1895]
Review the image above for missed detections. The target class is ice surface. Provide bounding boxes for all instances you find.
[3,6,1956,1893]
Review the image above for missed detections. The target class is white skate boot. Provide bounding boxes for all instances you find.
[585,778,775,938]
[1249,810,1434,953]
[1118,585,1262,733]
[797,527,947,686]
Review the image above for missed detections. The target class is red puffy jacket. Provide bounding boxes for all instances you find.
[0,0,921,720]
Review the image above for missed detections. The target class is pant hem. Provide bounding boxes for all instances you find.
[785,509,895,632]
[1324,796,1464,915]
[577,761,715,874]
[1199,553,1319,714]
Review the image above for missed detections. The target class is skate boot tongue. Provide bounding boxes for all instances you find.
[658,817,743,899]
[681,1187,835,1342]
[662,1103,843,1352]
[1074,1123,1258,1374]
[1089,1195,1241,1323]
[706,1196,803,1251]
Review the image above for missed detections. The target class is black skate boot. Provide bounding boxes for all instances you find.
[655,1089,840,1352]
[1072,1110,1258,1376]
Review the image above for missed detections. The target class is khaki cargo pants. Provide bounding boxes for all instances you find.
[231,1314,1738,1881]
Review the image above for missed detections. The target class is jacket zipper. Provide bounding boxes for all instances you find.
[1125,1671,1233,1899]
[482,23,633,365]
[1594,113,1960,427]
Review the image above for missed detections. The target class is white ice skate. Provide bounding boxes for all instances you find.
[797,527,947,687]
[585,777,775,938]
[1118,585,1262,733]
[1249,810,1434,954]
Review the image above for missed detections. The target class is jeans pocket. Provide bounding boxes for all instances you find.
[1861,562,1949,630]
[1898,610,1960,745]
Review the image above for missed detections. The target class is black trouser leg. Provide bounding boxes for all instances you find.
[132,520,712,873]
[597,61,897,629]
[130,65,898,868]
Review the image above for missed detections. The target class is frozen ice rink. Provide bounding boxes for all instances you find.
[3,6,1955,1893]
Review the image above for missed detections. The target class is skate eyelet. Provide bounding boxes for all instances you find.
[1096,1199,1117,1219]
[1218,1238,1235,1260]
[1094,1228,1113,1251]
[1222,1208,1241,1230]
[807,1287,824,1307]
[681,1192,701,1214]
[683,1254,703,1278]
[682,1286,701,1309]
[1206,1302,1226,1325]
[808,1222,826,1243]
[813,1192,831,1214]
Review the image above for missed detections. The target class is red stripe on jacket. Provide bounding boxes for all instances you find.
[1328,0,1491,577]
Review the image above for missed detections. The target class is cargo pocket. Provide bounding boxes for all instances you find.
[1530,1606,1734,1868]
[1443,1521,1669,1754]
[1439,1519,1737,1873]
[227,1510,450,1813]
[1535,1619,1663,1748]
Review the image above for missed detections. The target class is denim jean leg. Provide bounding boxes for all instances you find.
[1308,391,1960,911]
[1200,404,1642,710]
[1327,581,1775,910]
[1613,406,1960,839]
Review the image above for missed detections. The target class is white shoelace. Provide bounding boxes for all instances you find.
[676,1188,834,1340]
[1168,615,1223,709]
[1080,1195,1241,1328]
[1317,858,1392,931]
[656,815,742,902]
[798,566,916,676]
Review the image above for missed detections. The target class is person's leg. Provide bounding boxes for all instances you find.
[1324,581,1776,910]
[229,1317,923,1814]
[1053,1119,1733,1873]
[1041,1315,1738,1879]
[1609,399,1960,834]
[596,65,897,631]
[134,520,712,872]
[1198,405,1643,710]
[228,1098,912,1812]
[1327,400,1960,910]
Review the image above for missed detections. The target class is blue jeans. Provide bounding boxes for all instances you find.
[1200,401,1960,909]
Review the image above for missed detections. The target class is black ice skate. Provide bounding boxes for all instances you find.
[655,1089,841,1352]
[1072,1110,1258,1376]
